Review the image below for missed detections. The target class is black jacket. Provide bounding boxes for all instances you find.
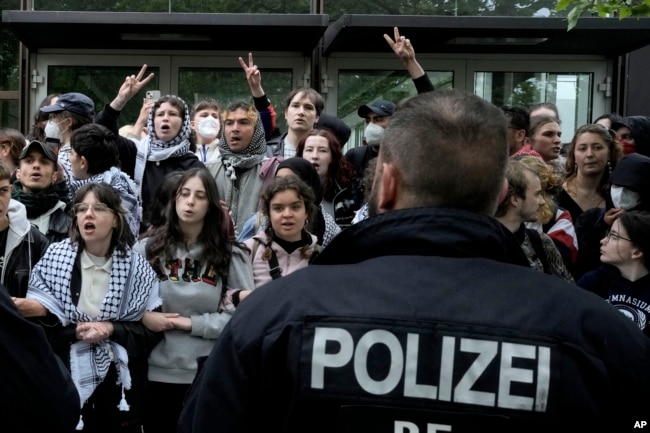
[0,285,80,432]
[3,225,50,298]
[179,207,650,432]
[44,207,73,243]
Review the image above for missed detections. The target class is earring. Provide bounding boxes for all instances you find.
[607,160,612,177]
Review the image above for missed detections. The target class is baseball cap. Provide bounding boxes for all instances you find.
[357,100,396,118]
[40,92,95,117]
[19,140,59,164]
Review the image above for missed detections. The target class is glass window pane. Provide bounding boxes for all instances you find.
[337,70,453,151]
[178,68,293,132]
[0,29,20,91]
[474,71,592,140]
[47,66,160,129]
[0,100,20,130]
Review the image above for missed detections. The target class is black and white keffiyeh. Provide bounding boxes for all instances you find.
[133,95,193,200]
[69,166,143,238]
[218,116,267,181]
[26,240,161,420]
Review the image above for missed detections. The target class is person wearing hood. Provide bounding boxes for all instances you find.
[191,98,221,164]
[205,101,269,234]
[94,65,205,232]
[0,161,50,300]
[578,210,650,338]
[623,115,650,157]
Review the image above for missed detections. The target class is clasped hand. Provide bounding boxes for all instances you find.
[76,322,114,344]
[143,311,191,332]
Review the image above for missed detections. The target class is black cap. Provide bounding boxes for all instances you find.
[40,92,95,117]
[357,100,396,118]
[19,140,58,164]
[315,113,352,145]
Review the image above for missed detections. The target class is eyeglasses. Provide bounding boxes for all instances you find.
[604,230,632,243]
[73,203,112,215]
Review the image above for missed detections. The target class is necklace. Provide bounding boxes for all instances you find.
[567,179,604,208]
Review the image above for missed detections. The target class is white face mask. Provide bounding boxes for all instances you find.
[44,120,64,142]
[197,117,220,140]
[610,185,641,210]
[364,122,384,146]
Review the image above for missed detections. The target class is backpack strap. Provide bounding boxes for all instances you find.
[267,248,283,280]
[251,238,282,280]
[257,157,284,212]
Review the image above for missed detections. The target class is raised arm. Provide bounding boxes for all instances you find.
[239,53,265,98]
[110,64,155,112]
[384,26,434,93]
[239,53,278,139]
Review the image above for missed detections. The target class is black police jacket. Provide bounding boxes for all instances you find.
[180,207,650,433]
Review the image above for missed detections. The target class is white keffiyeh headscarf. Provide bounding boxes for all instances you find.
[133,95,193,200]
[69,166,143,238]
[26,240,161,428]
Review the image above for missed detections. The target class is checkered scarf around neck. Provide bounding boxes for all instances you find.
[26,239,162,421]
[133,95,192,199]
[217,115,267,181]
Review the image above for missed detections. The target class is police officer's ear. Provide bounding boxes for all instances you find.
[377,161,400,211]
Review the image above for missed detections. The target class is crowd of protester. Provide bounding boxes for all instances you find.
[1,26,650,432]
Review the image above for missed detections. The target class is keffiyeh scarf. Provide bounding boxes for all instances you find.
[133,95,193,200]
[218,116,267,181]
[26,240,161,417]
[69,166,143,237]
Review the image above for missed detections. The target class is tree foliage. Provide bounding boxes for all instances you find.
[556,0,650,30]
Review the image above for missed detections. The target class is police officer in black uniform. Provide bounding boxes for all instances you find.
[179,90,650,433]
